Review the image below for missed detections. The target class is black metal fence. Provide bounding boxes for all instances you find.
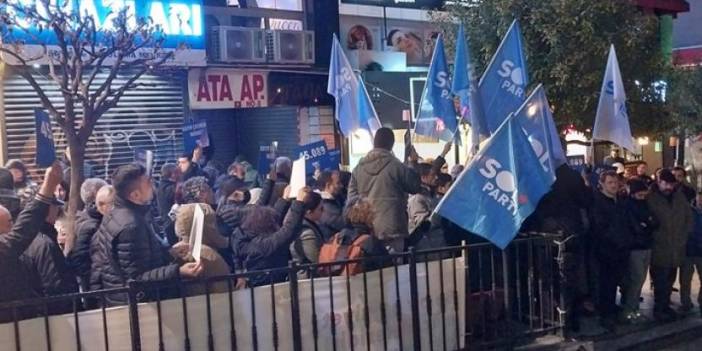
[0,234,567,351]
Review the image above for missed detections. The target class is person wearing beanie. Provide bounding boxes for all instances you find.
[0,168,21,220]
[621,179,658,323]
[5,159,39,209]
[348,127,421,253]
[647,168,694,322]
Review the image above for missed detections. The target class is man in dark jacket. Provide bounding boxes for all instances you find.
[157,163,179,221]
[178,147,205,182]
[348,127,421,253]
[621,179,658,322]
[91,164,203,306]
[679,192,702,314]
[591,170,635,328]
[66,178,107,292]
[672,166,696,203]
[317,170,345,240]
[0,163,63,322]
[648,169,693,321]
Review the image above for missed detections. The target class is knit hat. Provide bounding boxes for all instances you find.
[658,169,677,183]
[627,179,648,195]
[181,176,209,204]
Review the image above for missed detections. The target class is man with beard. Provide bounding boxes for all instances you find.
[648,169,693,321]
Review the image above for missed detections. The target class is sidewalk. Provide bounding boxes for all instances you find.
[523,273,702,350]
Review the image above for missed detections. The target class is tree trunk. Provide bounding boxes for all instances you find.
[64,141,86,254]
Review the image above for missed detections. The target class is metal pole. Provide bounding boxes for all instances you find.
[408,248,422,351]
[127,281,142,351]
[288,261,303,351]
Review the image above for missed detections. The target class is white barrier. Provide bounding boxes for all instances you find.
[0,257,465,351]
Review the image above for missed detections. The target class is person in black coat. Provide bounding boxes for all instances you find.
[68,185,115,294]
[590,171,635,328]
[231,186,308,287]
[0,163,63,322]
[178,147,205,183]
[91,164,203,306]
[621,179,658,321]
[317,171,345,240]
[157,163,179,222]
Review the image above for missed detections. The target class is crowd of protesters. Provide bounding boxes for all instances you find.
[0,127,464,322]
[3,130,702,336]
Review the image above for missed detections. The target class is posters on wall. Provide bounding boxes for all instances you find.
[341,17,439,66]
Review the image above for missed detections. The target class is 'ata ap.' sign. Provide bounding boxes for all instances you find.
[2,0,206,66]
[188,69,268,109]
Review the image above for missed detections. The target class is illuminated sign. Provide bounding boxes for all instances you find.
[2,0,206,66]
[188,69,268,109]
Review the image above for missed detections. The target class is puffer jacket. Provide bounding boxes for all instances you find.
[231,201,305,286]
[21,224,78,313]
[91,196,179,306]
[647,188,694,268]
[0,198,49,322]
[348,148,421,241]
[590,191,635,257]
[67,205,103,291]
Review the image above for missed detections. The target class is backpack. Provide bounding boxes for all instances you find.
[317,233,371,276]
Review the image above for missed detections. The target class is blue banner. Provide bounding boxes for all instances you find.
[513,85,566,183]
[327,35,381,136]
[183,120,209,154]
[479,20,529,133]
[415,34,459,143]
[435,116,551,249]
[295,140,338,174]
[34,108,56,167]
[452,23,487,152]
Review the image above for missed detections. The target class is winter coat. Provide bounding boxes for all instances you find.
[67,205,102,291]
[91,196,180,305]
[21,224,78,313]
[181,162,205,182]
[231,200,305,286]
[348,148,421,241]
[687,207,702,257]
[624,197,658,250]
[290,218,325,265]
[0,198,50,322]
[157,179,177,221]
[319,193,344,241]
[590,191,635,257]
[647,188,694,268]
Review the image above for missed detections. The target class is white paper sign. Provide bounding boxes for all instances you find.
[289,157,306,199]
[188,204,205,262]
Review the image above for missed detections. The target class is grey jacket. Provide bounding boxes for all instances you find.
[348,148,421,241]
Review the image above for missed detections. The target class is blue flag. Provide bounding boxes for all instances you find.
[452,23,487,152]
[593,45,635,151]
[34,108,56,167]
[327,35,381,137]
[513,85,566,183]
[415,34,459,143]
[479,20,529,133]
[435,116,551,249]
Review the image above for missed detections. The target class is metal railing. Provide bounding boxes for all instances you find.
[0,234,566,351]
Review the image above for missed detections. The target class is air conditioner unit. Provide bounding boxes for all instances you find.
[210,26,266,63]
[269,30,315,64]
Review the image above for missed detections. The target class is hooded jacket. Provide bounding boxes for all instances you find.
[348,148,421,241]
[647,188,694,267]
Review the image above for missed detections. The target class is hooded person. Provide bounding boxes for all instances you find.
[173,203,232,295]
[0,168,21,220]
[5,159,39,209]
[348,127,421,253]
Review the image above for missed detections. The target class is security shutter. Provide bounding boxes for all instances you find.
[2,70,186,180]
[191,109,238,169]
[234,106,300,164]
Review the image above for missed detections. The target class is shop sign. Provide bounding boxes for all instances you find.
[1,0,206,66]
[188,69,268,109]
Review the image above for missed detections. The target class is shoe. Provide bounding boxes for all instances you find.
[654,308,678,322]
[600,317,617,331]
